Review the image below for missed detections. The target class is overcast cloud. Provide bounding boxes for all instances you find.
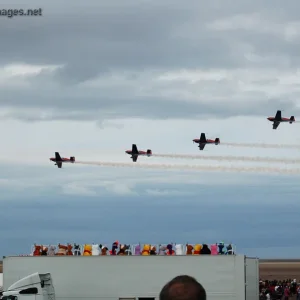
[1,0,300,122]
[1,0,300,259]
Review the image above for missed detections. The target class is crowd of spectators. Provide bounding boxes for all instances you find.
[260,279,300,299]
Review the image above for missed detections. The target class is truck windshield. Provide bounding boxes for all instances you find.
[2,296,18,300]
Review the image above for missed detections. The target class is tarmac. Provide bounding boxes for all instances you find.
[0,259,300,280]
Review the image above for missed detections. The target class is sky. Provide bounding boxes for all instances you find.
[1,0,300,258]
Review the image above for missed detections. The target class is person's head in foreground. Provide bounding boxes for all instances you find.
[159,275,206,300]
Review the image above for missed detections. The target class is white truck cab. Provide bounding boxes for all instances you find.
[2,273,55,300]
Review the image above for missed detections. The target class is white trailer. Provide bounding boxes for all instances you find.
[2,255,259,300]
[0,273,3,295]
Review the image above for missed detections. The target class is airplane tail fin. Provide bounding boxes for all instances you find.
[215,138,220,145]
[147,149,152,156]
[70,156,75,162]
[290,116,295,123]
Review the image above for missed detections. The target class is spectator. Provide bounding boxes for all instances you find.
[284,285,290,300]
[159,275,206,300]
[297,284,300,300]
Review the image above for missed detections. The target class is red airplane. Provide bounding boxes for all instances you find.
[49,152,75,168]
[267,110,295,129]
[193,133,220,150]
[125,144,152,162]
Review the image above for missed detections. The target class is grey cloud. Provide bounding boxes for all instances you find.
[0,0,298,71]
[0,1,206,69]
[1,0,300,122]
[1,84,299,122]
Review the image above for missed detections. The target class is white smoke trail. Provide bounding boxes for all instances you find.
[76,161,300,175]
[222,142,300,149]
[152,154,300,164]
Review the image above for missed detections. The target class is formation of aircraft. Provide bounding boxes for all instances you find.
[193,133,220,151]
[50,110,297,167]
[49,152,75,168]
[125,144,152,162]
[267,110,295,130]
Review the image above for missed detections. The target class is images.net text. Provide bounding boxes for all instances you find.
[0,8,42,18]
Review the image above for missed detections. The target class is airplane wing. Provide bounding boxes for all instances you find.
[200,133,207,143]
[275,110,281,120]
[273,121,280,130]
[55,152,62,161]
[132,144,138,155]
[199,143,206,150]
[132,155,138,162]
[57,162,62,168]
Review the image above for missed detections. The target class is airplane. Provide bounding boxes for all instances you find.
[125,144,152,162]
[267,110,295,129]
[193,133,220,150]
[49,152,75,168]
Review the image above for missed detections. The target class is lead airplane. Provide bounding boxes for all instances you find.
[49,152,75,168]
[125,144,152,162]
[193,133,220,150]
[267,110,295,129]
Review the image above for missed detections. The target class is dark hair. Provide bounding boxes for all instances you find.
[159,275,206,300]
